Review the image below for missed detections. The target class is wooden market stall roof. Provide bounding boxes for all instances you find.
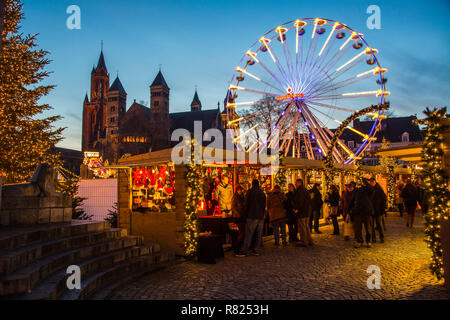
[117,147,277,166]
[373,144,424,164]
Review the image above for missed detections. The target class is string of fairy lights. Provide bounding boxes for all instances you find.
[183,139,202,257]
[414,107,449,280]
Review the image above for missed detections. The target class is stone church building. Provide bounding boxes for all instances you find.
[82,51,225,163]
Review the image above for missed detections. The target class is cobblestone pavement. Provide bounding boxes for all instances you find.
[111,215,450,300]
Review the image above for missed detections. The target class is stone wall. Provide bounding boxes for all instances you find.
[0,195,72,226]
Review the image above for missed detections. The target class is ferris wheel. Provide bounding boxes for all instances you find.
[224,18,389,164]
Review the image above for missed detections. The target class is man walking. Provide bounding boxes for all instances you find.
[237,179,266,256]
[369,177,387,243]
[293,179,313,247]
[349,178,374,248]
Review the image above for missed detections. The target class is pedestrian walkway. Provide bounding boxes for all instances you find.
[110,215,450,300]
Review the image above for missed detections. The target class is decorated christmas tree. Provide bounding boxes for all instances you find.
[0,0,63,184]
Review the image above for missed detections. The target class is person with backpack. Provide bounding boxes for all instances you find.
[309,183,323,234]
[349,178,374,248]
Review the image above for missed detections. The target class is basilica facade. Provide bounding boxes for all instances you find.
[82,51,225,163]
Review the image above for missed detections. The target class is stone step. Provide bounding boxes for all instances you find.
[90,251,178,300]
[0,235,142,296]
[16,245,151,300]
[0,228,125,276]
[0,220,110,252]
[59,253,171,300]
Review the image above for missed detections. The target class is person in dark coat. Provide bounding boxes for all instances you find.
[237,179,266,256]
[325,185,340,235]
[417,177,430,215]
[401,179,418,228]
[293,179,313,247]
[285,183,299,243]
[369,177,387,243]
[267,185,288,246]
[231,185,246,255]
[349,178,374,248]
[309,183,323,234]
[341,182,355,241]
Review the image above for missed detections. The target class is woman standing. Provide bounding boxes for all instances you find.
[267,185,288,247]
[285,183,299,243]
[326,185,341,235]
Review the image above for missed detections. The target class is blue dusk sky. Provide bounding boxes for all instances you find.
[18,0,450,150]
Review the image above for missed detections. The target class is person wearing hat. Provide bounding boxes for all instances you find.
[349,178,374,248]
[369,177,387,243]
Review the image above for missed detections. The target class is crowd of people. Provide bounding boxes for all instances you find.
[229,175,427,257]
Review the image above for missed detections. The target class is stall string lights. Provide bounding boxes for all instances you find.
[414,107,449,280]
[183,138,202,257]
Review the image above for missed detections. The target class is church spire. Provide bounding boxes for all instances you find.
[190,89,202,111]
[96,50,107,71]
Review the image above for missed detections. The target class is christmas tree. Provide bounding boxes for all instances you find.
[0,0,63,184]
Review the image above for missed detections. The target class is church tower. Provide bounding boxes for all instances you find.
[82,50,110,152]
[149,70,170,151]
[190,89,202,111]
[106,76,127,140]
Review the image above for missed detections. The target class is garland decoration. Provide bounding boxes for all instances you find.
[183,138,202,257]
[323,103,390,192]
[414,107,449,279]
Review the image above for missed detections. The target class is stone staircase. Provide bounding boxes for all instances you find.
[0,220,175,300]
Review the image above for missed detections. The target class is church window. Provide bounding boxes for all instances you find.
[402,132,409,143]
[154,101,159,107]
[111,106,116,112]
[110,117,115,123]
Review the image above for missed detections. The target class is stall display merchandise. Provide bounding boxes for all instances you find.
[238,166,272,194]
[131,165,175,212]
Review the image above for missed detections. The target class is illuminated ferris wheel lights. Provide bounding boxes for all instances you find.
[276,27,287,43]
[376,90,390,97]
[246,51,259,63]
[336,50,366,71]
[294,20,307,28]
[236,67,262,81]
[339,32,355,50]
[318,23,337,56]
[311,19,319,39]
[259,37,277,62]
[341,90,378,96]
